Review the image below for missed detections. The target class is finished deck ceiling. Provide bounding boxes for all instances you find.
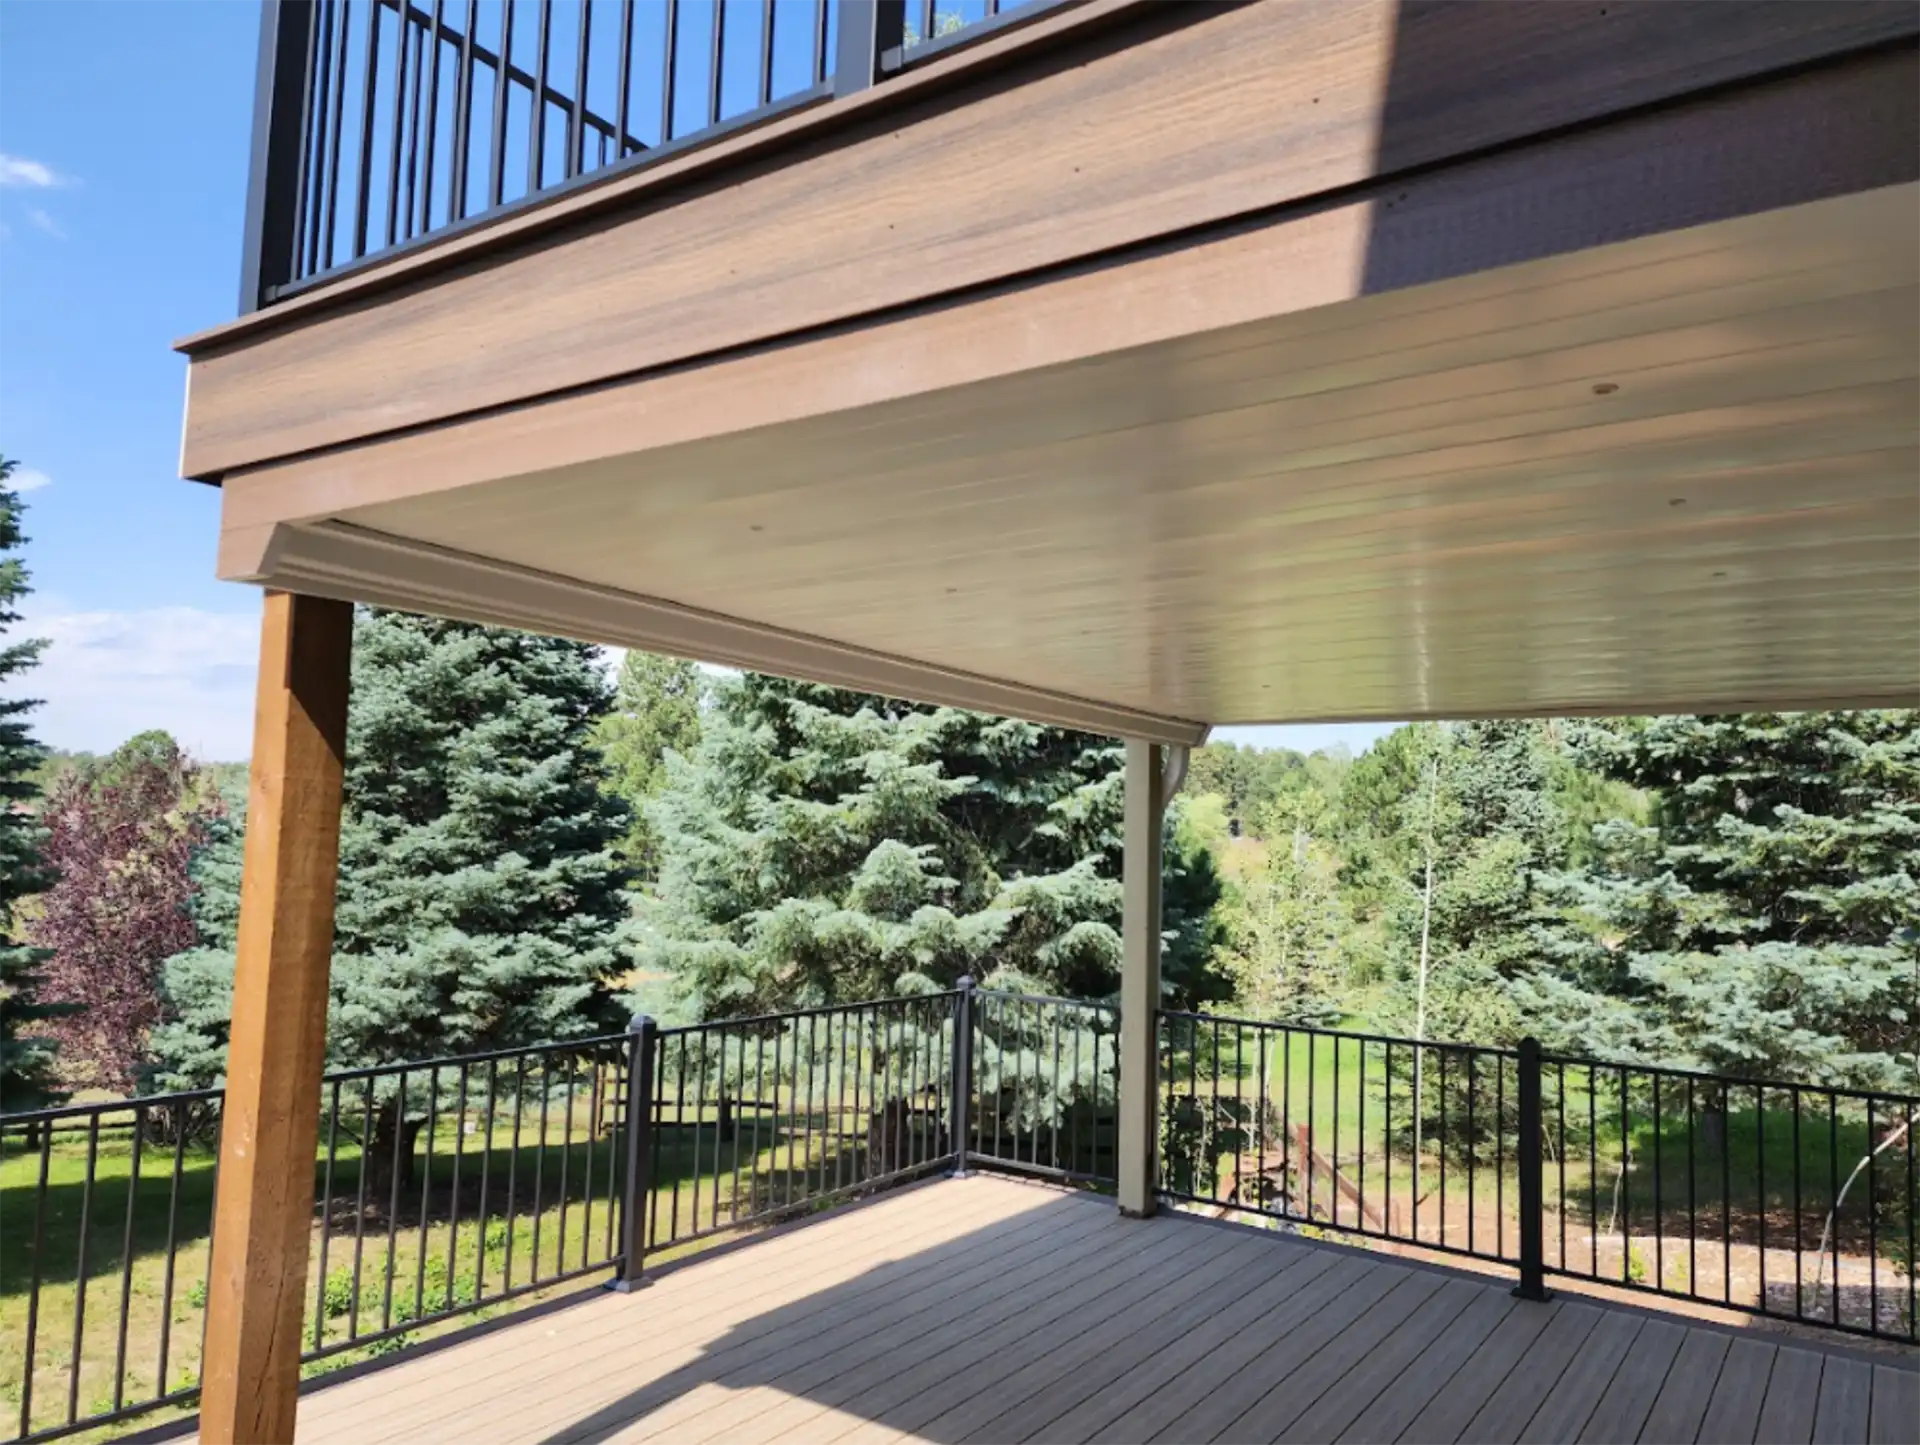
[185,3,1920,741]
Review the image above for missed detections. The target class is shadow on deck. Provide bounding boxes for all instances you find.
[285,1175,1917,1445]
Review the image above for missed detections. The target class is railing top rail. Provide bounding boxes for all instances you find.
[1156,1006,1522,1060]
[0,1087,226,1129]
[973,986,1117,1013]
[1537,1048,1920,1111]
[656,989,961,1037]
[317,1029,631,1083]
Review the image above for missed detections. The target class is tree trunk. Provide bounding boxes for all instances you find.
[1701,1087,1728,1155]
[360,1099,425,1215]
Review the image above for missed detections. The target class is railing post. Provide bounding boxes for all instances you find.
[239,0,317,312]
[832,0,906,96]
[611,1014,657,1292]
[1514,1036,1549,1302]
[950,977,974,1176]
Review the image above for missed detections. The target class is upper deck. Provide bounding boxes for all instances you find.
[176,1,1920,737]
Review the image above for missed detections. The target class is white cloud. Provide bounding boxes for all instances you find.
[0,153,62,188]
[6,606,261,760]
[9,467,51,492]
[25,206,63,239]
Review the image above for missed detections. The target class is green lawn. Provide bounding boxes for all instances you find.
[0,1094,939,1444]
[1158,1018,1915,1272]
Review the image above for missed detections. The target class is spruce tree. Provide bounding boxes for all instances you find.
[595,650,703,881]
[151,613,635,1099]
[1350,721,1578,1049]
[0,458,65,1113]
[641,674,1226,1020]
[1555,712,1920,1090]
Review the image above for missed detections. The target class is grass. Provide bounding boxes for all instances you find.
[1158,1019,1917,1271]
[0,1093,946,1444]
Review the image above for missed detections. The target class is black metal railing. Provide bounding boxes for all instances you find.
[1156,1010,1523,1266]
[241,0,1048,308]
[1,983,1105,1444]
[966,986,1119,1186]
[1536,1052,1919,1340]
[15,989,1906,1442]
[621,991,961,1267]
[0,1091,224,1445]
[1157,1008,1920,1345]
[1,1034,633,1444]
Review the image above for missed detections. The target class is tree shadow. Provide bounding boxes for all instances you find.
[526,1188,1124,1445]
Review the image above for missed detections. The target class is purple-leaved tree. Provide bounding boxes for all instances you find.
[26,732,220,1093]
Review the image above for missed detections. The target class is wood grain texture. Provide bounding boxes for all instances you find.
[1756,1347,1829,1445]
[278,1176,1912,1444]
[224,181,1919,730]
[199,593,353,1445]
[1694,1336,1778,1445]
[177,1,1918,477]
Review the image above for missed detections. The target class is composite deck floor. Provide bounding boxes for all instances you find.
[294,1175,1918,1445]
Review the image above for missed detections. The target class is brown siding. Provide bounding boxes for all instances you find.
[179,1,1916,479]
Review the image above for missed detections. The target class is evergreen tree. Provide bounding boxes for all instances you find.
[0,458,65,1113]
[641,674,1226,1020]
[595,650,703,881]
[1551,713,1920,1089]
[1357,721,1576,1049]
[151,613,635,1098]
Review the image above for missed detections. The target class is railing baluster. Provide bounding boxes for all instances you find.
[416,1066,439,1318]
[659,0,679,143]
[1828,1091,1841,1326]
[21,1124,52,1438]
[528,0,553,193]
[504,1058,524,1290]
[1866,1097,1876,1337]
[111,1109,144,1411]
[315,1081,341,1348]
[570,0,592,177]
[68,1114,99,1425]
[707,0,726,126]
[157,1115,187,1398]
[477,1059,497,1297]
[383,0,410,247]
[449,1064,469,1302]
[1792,1083,1808,1318]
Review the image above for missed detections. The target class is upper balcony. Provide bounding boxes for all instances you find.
[175,0,1920,741]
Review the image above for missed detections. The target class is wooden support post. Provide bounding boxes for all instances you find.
[200,592,353,1445]
[1116,738,1164,1218]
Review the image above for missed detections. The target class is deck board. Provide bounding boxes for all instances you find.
[282,1175,1911,1445]
[1757,1348,1829,1445]
[1696,1336,1779,1445]
[1518,1309,1644,1445]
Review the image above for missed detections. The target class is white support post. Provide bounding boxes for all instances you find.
[1117,738,1164,1217]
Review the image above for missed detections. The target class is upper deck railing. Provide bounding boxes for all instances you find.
[238,0,1048,310]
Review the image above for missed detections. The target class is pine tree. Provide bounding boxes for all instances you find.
[0,458,65,1114]
[595,650,703,881]
[151,613,636,1100]
[1554,713,1920,1090]
[1356,721,1577,1049]
[641,673,1226,1020]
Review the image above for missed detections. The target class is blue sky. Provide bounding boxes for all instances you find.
[0,1,1390,763]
